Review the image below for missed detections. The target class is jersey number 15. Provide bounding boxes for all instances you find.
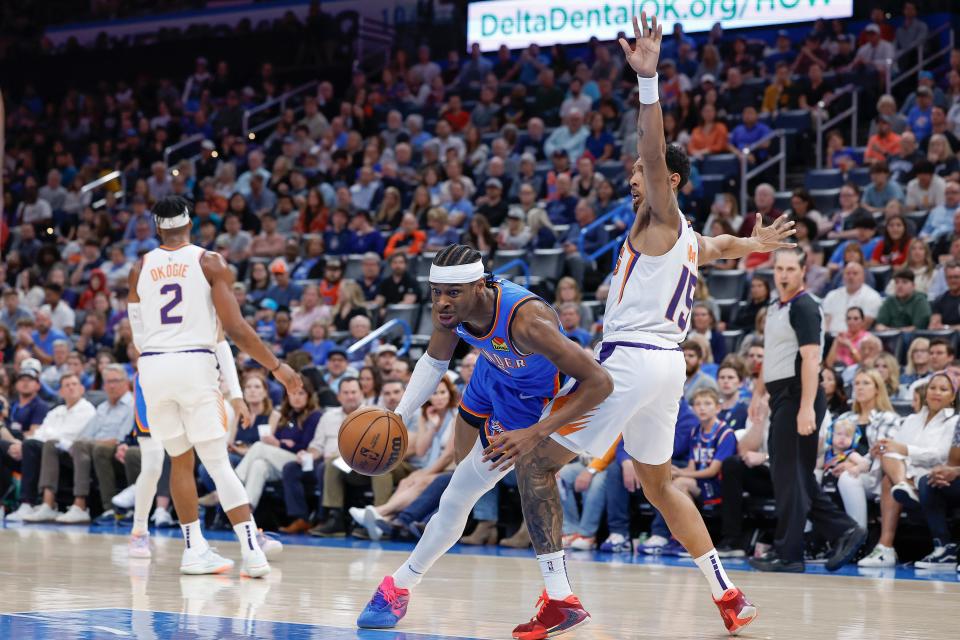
[664,265,697,332]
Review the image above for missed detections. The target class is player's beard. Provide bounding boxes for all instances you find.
[631,194,644,213]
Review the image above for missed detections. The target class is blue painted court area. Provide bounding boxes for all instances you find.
[6,520,959,584]
[0,608,483,640]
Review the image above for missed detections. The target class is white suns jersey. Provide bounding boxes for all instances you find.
[137,244,219,353]
[603,218,700,346]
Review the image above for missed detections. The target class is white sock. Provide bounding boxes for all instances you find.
[132,515,149,536]
[392,559,426,590]
[694,549,735,599]
[538,550,573,600]
[233,518,262,559]
[181,520,208,553]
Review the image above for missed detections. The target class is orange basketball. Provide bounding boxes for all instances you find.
[338,407,408,476]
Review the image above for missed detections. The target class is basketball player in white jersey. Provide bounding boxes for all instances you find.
[481,14,795,636]
[128,195,301,578]
[127,334,283,563]
[517,15,795,634]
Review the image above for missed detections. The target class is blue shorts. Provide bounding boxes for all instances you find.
[458,357,562,448]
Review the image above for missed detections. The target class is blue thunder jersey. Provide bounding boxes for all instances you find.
[457,278,563,441]
[133,374,150,436]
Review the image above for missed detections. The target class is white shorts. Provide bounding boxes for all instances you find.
[546,338,686,465]
[137,350,228,451]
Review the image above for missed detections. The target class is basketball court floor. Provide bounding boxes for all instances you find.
[1,524,957,639]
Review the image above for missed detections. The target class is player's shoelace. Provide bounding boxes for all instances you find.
[371,585,400,610]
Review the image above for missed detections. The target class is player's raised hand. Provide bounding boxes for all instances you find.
[230,397,252,428]
[273,362,303,396]
[750,213,797,253]
[618,12,662,77]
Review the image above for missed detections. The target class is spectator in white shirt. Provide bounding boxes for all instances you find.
[410,45,442,84]
[560,78,594,119]
[146,162,172,202]
[20,373,97,522]
[544,109,589,162]
[38,170,67,212]
[858,371,958,567]
[904,161,946,211]
[854,24,896,75]
[822,262,883,334]
[349,166,382,211]
[42,284,75,335]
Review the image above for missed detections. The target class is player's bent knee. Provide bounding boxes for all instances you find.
[193,437,248,511]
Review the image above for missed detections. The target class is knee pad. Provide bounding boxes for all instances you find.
[194,437,248,511]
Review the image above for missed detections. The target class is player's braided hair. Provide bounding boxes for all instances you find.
[432,244,482,268]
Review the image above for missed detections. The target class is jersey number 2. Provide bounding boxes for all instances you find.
[665,266,697,331]
[159,283,183,325]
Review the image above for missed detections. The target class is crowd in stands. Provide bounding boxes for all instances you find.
[2,3,960,570]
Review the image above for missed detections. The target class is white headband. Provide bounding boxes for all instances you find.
[429,262,484,284]
[156,208,191,229]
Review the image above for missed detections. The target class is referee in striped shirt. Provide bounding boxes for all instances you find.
[749,248,867,572]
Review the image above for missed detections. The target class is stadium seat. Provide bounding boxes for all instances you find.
[805,169,844,190]
[345,254,365,280]
[874,329,904,362]
[699,174,729,204]
[596,161,621,181]
[383,304,420,331]
[892,400,914,417]
[722,330,744,355]
[869,265,892,292]
[773,109,812,133]
[715,298,740,325]
[530,248,565,281]
[905,210,928,231]
[699,154,740,179]
[848,167,871,187]
[774,190,793,211]
[809,188,840,214]
[415,253,435,278]
[491,249,528,275]
[706,270,746,299]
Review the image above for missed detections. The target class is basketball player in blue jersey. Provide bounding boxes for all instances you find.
[357,244,615,637]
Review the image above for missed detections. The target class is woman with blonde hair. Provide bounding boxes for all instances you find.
[874,352,901,400]
[901,337,933,385]
[926,134,960,180]
[898,238,936,296]
[526,207,557,249]
[331,279,369,332]
[554,276,594,328]
[375,186,404,229]
[830,368,901,530]
[406,185,433,227]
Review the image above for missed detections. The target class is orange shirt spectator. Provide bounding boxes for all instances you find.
[864,116,901,165]
[687,104,729,158]
[384,213,427,258]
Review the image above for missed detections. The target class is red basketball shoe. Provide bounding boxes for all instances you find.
[713,587,758,635]
[512,590,590,639]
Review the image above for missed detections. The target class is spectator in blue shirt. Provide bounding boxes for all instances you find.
[558,303,593,347]
[30,310,67,365]
[264,261,303,309]
[716,364,751,433]
[920,180,960,241]
[906,87,934,142]
[322,208,352,256]
[124,219,160,259]
[861,161,904,213]
[584,112,615,162]
[544,109,589,161]
[729,106,772,164]
[675,387,737,506]
[563,199,610,283]
[347,210,386,256]
[122,196,155,241]
[546,172,579,225]
[829,214,882,269]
